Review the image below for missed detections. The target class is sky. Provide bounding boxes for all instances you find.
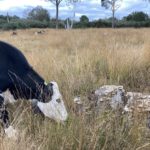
[0,0,149,20]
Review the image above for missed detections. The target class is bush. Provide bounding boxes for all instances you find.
[124,11,149,22]
[116,20,150,28]
[0,20,50,30]
[25,20,49,28]
[0,15,149,30]
[0,18,7,24]
[2,22,18,30]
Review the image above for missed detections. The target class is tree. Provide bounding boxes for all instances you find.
[66,0,80,29]
[28,6,50,22]
[80,15,89,23]
[46,0,64,29]
[124,11,149,22]
[79,15,89,28]
[101,0,122,28]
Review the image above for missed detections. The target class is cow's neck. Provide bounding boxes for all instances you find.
[27,67,45,87]
[9,67,46,100]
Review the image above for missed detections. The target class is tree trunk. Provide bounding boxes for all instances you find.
[70,11,75,29]
[7,12,10,23]
[71,3,76,29]
[112,9,115,28]
[112,0,115,28]
[56,3,59,29]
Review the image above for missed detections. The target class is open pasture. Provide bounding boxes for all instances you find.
[0,28,150,150]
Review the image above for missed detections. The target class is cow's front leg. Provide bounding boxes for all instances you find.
[0,94,10,128]
[0,93,17,138]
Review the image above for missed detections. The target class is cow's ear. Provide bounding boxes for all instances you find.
[46,82,53,97]
[41,82,54,102]
[0,95,4,106]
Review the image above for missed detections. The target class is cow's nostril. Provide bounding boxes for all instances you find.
[56,98,61,103]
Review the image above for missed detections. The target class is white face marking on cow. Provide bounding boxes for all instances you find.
[1,90,16,105]
[37,81,68,122]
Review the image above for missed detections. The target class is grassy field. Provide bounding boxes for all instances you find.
[0,28,150,150]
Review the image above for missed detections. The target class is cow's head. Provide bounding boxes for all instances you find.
[33,81,68,122]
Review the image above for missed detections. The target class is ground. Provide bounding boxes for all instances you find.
[0,28,150,150]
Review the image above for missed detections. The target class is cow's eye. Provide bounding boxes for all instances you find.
[56,98,61,103]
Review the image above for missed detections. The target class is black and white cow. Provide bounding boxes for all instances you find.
[0,41,68,138]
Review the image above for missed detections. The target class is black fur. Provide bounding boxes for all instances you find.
[0,41,53,130]
[0,41,46,100]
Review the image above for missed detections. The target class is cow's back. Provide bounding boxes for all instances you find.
[0,41,31,91]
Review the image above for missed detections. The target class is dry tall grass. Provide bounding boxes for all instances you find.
[0,28,150,150]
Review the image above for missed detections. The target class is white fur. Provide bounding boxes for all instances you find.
[44,81,48,86]
[1,90,16,105]
[37,82,68,122]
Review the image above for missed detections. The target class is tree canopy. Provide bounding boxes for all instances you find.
[28,6,50,22]
[124,11,149,22]
[80,15,89,23]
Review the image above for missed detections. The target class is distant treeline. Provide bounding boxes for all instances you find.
[0,11,150,30]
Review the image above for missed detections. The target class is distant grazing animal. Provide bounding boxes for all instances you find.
[35,30,45,35]
[11,31,17,36]
[0,41,68,138]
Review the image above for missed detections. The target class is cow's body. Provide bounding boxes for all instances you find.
[0,41,68,138]
[0,41,45,100]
